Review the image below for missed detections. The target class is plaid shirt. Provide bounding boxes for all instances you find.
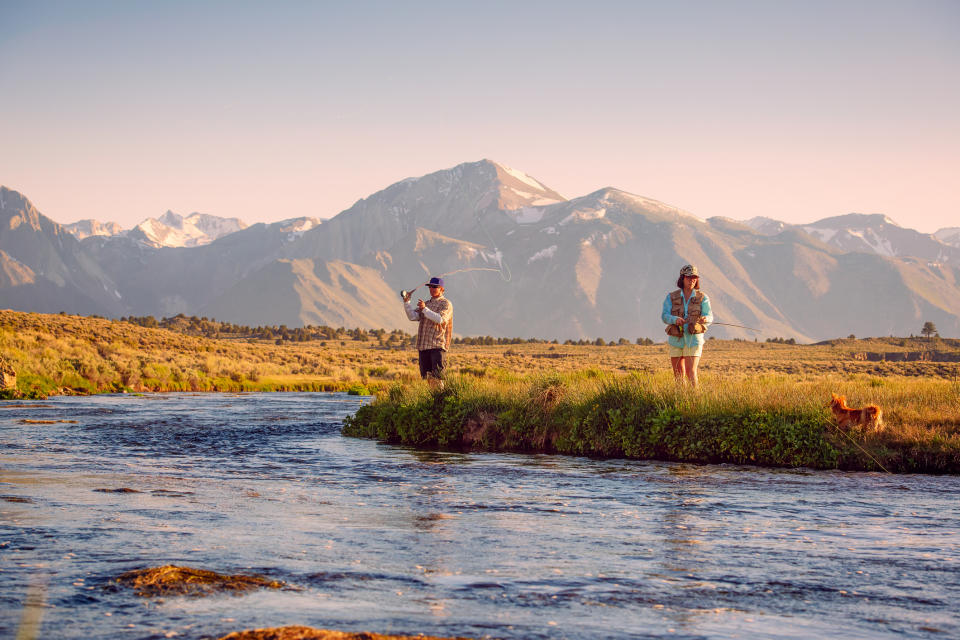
[405,295,453,351]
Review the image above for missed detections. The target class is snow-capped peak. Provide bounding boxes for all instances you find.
[489,160,566,210]
[131,211,247,247]
[62,219,126,240]
[498,163,551,193]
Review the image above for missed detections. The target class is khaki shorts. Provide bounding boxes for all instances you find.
[668,344,703,358]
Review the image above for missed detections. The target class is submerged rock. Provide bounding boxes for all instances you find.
[218,627,473,640]
[116,565,284,597]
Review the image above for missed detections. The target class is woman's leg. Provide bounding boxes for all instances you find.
[682,355,700,386]
[671,356,686,382]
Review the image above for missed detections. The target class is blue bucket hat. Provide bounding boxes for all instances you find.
[425,277,445,287]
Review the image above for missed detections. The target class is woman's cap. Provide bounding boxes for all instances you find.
[425,277,445,287]
[679,264,699,277]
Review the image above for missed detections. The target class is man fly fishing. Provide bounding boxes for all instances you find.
[403,276,453,388]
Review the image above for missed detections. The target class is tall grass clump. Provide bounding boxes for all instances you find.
[344,372,960,474]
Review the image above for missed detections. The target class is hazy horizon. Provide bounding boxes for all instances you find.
[2,0,958,233]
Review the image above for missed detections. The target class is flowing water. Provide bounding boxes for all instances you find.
[1,393,958,640]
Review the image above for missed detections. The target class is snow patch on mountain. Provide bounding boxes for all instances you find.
[505,207,546,224]
[506,189,562,206]
[500,164,550,192]
[743,216,792,235]
[528,245,558,264]
[935,227,960,247]
[274,217,323,242]
[803,227,838,244]
[857,229,896,257]
[560,208,606,226]
[480,249,504,265]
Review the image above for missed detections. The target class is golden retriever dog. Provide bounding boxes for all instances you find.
[830,393,884,432]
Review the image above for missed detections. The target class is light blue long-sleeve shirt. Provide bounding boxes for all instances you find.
[661,290,713,349]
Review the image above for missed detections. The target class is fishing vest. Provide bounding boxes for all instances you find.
[665,289,708,337]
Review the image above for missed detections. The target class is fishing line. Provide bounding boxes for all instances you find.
[821,415,891,474]
[711,321,761,332]
[398,208,514,300]
[473,210,512,283]
[399,267,505,300]
[439,267,502,278]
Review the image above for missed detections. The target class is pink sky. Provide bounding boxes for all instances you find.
[1,1,957,233]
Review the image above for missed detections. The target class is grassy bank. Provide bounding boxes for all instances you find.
[343,372,960,474]
[4,310,959,472]
[0,310,400,398]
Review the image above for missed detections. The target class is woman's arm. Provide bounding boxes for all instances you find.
[699,294,713,326]
[661,294,682,325]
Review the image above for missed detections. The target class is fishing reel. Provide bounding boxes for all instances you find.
[399,288,417,301]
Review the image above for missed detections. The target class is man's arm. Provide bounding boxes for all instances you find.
[403,299,420,322]
[422,299,451,325]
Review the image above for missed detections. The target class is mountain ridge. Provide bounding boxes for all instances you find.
[3,162,959,339]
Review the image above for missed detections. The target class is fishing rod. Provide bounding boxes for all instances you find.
[399,267,504,300]
[711,321,761,332]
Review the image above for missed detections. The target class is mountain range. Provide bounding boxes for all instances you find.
[2,160,959,340]
[64,210,250,247]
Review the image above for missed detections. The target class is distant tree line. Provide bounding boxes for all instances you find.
[119,315,660,348]
[454,336,657,346]
[120,314,412,347]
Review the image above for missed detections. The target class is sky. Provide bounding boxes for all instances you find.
[1,0,958,233]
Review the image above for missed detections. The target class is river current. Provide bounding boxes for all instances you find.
[1,393,958,640]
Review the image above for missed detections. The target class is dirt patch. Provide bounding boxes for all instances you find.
[1,495,33,503]
[115,565,285,597]
[94,488,142,494]
[218,626,473,640]
[18,419,77,424]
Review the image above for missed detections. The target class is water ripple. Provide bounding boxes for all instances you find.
[1,392,958,640]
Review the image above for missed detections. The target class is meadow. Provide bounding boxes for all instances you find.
[3,309,959,473]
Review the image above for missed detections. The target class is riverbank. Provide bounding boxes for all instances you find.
[0,310,398,398]
[343,373,960,474]
[3,310,960,400]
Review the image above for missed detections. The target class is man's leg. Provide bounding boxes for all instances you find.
[425,349,446,389]
[418,350,431,379]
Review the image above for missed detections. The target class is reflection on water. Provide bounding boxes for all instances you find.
[1,393,958,640]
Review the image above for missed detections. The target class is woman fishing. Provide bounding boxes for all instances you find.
[661,264,712,386]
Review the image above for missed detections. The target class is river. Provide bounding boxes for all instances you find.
[1,393,958,639]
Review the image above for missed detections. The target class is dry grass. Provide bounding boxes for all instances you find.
[2,310,958,406]
[218,626,473,640]
[115,565,284,597]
